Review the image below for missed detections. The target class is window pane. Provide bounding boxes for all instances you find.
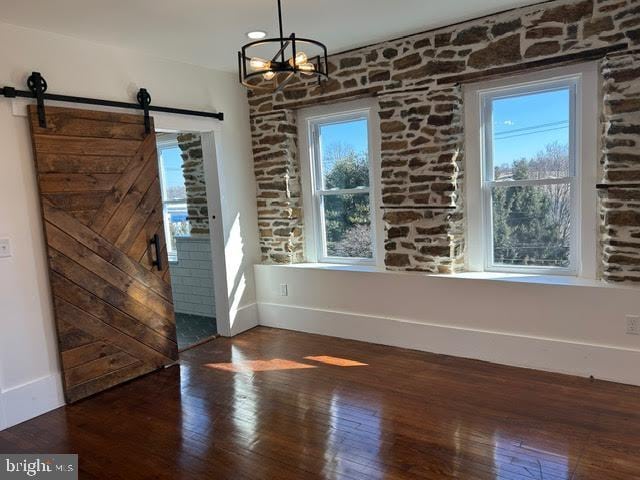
[491,88,570,181]
[160,146,187,201]
[164,203,190,259]
[322,193,372,258]
[318,118,369,189]
[491,183,571,268]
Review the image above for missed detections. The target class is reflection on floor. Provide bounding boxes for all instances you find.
[175,312,217,350]
[2,327,639,479]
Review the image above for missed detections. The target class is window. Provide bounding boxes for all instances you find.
[465,64,598,277]
[157,139,189,261]
[299,101,381,264]
[483,81,577,273]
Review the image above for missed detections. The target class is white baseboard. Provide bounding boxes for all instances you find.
[258,302,640,386]
[0,392,6,431]
[0,373,65,431]
[229,303,259,336]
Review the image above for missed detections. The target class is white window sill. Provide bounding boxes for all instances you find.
[431,271,611,288]
[278,262,383,273]
[259,263,625,289]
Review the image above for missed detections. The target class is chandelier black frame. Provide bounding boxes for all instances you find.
[238,0,329,92]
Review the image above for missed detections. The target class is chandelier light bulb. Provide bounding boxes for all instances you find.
[298,63,316,75]
[263,71,276,80]
[250,57,270,71]
[289,51,308,67]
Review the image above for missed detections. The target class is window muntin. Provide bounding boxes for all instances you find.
[309,112,375,263]
[481,79,578,274]
[158,143,189,261]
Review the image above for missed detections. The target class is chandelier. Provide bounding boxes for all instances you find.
[238,0,329,92]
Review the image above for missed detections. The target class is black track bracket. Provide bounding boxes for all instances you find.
[27,72,48,128]
[137,88,152,134]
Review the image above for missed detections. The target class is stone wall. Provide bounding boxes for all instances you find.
[251,111,304,264]
[248,0,640,280]
[177,133,209,235]
[377,87,465,272]
[600,51,640,283]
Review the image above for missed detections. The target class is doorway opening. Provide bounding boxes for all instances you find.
[156,132,218,350]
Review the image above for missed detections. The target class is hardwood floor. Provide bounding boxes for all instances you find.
[1,326,639,479]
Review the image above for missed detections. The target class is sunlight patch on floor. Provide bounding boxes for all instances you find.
[204,355,368,372]
[205,358,317,372]
[305,356,368,367]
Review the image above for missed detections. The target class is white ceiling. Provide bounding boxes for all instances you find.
[0,0,536,71]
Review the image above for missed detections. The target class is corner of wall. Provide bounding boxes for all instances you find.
[0,374,65,431]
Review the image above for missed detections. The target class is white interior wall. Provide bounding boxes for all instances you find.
[169,237,216,318]
[255,265,640,386]
[0,21,259,430]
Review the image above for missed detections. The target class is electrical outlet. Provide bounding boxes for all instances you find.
[627,315,640,336]
[279,284,288,297]
[0,238,11,258]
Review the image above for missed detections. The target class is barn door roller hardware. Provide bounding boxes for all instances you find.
[1,72,224,133]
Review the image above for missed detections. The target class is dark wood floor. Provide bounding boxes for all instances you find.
[1,327,639,479]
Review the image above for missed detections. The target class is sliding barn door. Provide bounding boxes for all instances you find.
[28,105,178,403]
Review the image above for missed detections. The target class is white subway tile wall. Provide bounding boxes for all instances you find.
[169,236,216,317]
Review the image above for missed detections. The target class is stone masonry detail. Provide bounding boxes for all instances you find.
[247,0,640,281]
[177,133,209,235]
[600,51,640,283]
[378,87,465,272]
[252,111,304,264]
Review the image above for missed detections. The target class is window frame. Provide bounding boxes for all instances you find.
[298,99,383,266]
[157,137,188,262]
[482,78,579,275]
[464,63,599,278]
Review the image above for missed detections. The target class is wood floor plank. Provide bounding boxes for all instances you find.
[3,327,640,479]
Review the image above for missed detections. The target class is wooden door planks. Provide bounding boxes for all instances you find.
[89,134,158,233]
[28,105,178,403]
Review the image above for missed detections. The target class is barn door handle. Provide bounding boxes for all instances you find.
[150,234,163,271]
